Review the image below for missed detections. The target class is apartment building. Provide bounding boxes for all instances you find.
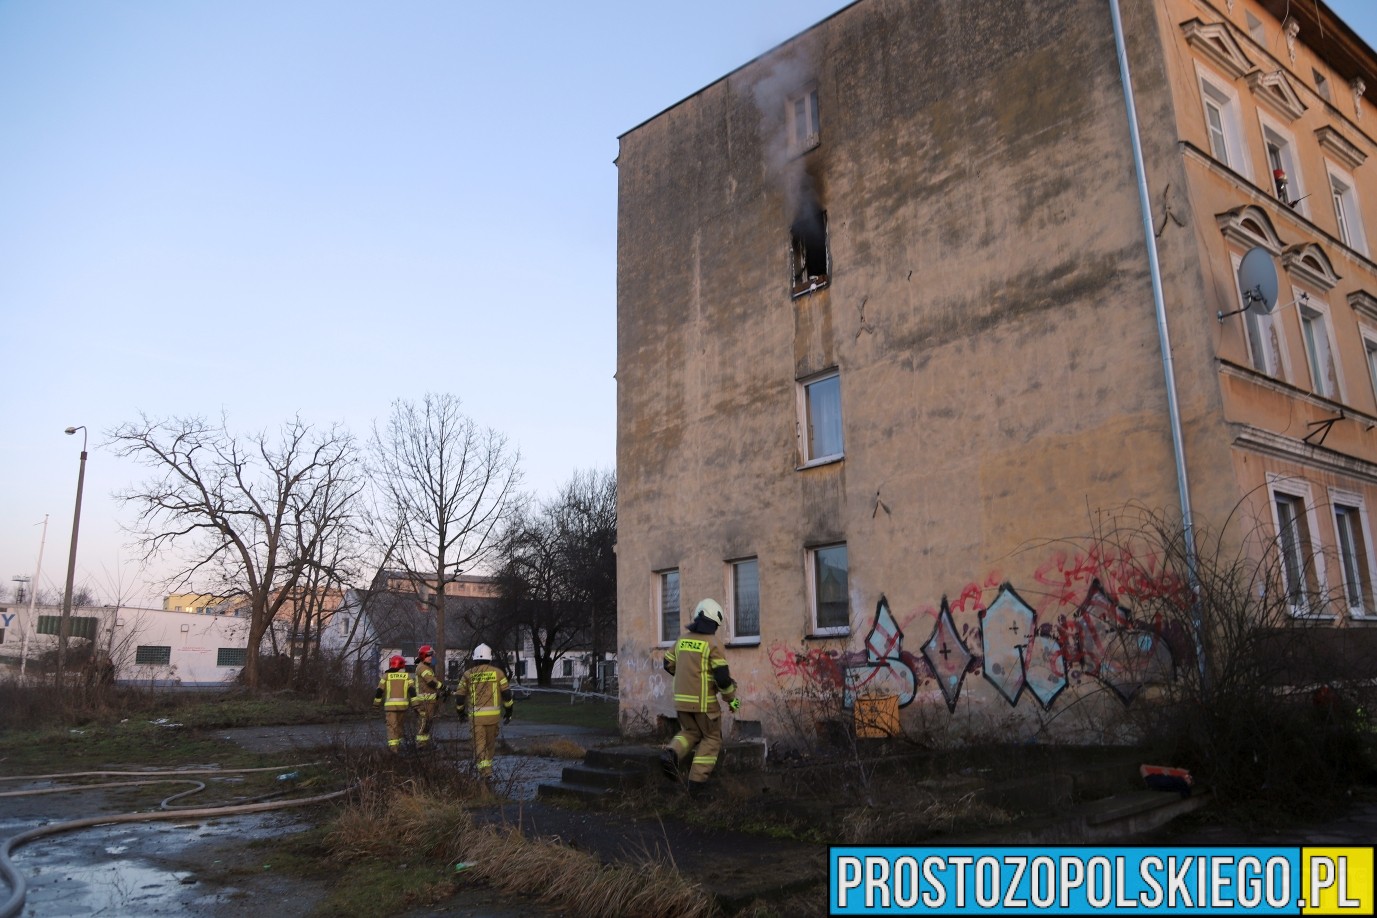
[615,0,1377,743]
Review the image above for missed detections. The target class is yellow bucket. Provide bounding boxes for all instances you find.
[853,694,900,738]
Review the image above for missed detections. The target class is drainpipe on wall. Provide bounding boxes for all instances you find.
[1108,0,1208,688]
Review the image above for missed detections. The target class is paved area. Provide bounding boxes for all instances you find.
[1138,796,1377,846]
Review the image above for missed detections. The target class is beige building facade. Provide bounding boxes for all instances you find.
[616,0,1377,744]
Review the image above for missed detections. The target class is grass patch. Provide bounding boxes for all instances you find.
[512,697,618,731]
[287,773,715,918]
[0,720,281,775]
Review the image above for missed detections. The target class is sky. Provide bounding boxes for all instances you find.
[3,0,1377,610]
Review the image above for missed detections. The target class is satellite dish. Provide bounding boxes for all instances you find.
[1219,247,1279,322]
[1237,247,1278,314]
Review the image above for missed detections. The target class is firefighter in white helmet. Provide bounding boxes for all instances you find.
[661,598,739,795]
[454,643,514,782]
[373,654,418,753]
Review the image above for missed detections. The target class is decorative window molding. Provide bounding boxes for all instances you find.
[1281,243,1341,292]
[1348,289,1377,324]
[1247,70,1306,122]
[1316,125,1367,170]
[1284,16,1300,66]
[1352,77,1367,120]
[1216,204,1284,253]
[1182,19,1255,80]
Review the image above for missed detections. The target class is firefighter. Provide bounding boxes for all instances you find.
[373,654,418,753]
[413,644,444,750]
[454,643,513,782]
[661,598,740,795]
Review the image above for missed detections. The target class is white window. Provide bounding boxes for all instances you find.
[1261,118,1305,214]
[787,85,820,155]
[798,369,843,465]
[1328,163,1368,255]
[1297,293,1341,399]
[1269,479,1327,617]
[1331,491,1375,617]
[1362,331,1377,406]
[656,568,680,643]
[1232,252,1286,378]
[1199,69,1249,176]
[808,543,849,634]
[729,557,760,641]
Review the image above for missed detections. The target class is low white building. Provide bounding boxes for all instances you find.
[0,601,269,686]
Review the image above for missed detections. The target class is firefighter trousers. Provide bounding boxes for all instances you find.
[667,710,721,783]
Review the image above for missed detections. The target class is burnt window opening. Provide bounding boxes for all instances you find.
[791,209,829,295]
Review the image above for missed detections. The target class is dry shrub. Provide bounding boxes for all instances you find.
[469,823,716,918]
[326,780,716,918]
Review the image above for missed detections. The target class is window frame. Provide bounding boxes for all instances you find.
[1267,476,1329,618]
[655,568,681,645]
[1197,66,1251,178]
[797,368,844,467]
[790,208,830,296]
[1327,161,1369,255]
[727,556,761,644]
[135,645,172,666]
[1259,114,1307,216]
[786,84,820,156]
[1295,289,1343,399]
[216,647,247,667]
[1360,326,1377,408]
[807,542,850,636]
[1329,488,1376,618]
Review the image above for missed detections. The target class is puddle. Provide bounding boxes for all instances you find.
[1,755,572,916]
[5,811,311,916]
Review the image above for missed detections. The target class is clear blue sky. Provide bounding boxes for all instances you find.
[3,1,1376,608]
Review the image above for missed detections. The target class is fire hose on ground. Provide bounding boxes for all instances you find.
[0,765,354,918]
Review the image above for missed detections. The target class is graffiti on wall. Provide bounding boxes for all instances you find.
[770,543,1185,713]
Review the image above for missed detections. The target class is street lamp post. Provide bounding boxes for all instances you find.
[57,425,87,681]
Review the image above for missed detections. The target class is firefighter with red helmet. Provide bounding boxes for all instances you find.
[454,643,513,782]
[413,645,444,750]
[661,599,739,795]
[373,654,417,753]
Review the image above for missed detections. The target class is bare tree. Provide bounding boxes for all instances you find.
[497,469,616,686]
[368,393,522,671]
[110,413,361,690]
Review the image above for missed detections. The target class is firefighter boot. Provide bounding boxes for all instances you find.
[660,748,679,782]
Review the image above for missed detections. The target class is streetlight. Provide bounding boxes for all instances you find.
[57,425,87,680]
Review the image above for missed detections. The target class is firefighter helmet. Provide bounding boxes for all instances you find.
[389,654,405,669]
[471,643,493,662]
[417,644,433,660]
[694,599,725,628]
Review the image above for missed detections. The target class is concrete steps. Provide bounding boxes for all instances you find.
[537,741,766,804]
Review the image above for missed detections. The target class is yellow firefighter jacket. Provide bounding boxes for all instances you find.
[375,667,417,710]
[664,632,737,715]
[456,663,513,723]
[415,659,441,703]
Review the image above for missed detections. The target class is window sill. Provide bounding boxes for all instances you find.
[805,630,849,640]
[797,454,843,472]
[726,638,761,648]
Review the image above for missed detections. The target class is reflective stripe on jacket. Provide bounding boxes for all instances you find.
[456,663,513,722]
[664,634,736,714]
